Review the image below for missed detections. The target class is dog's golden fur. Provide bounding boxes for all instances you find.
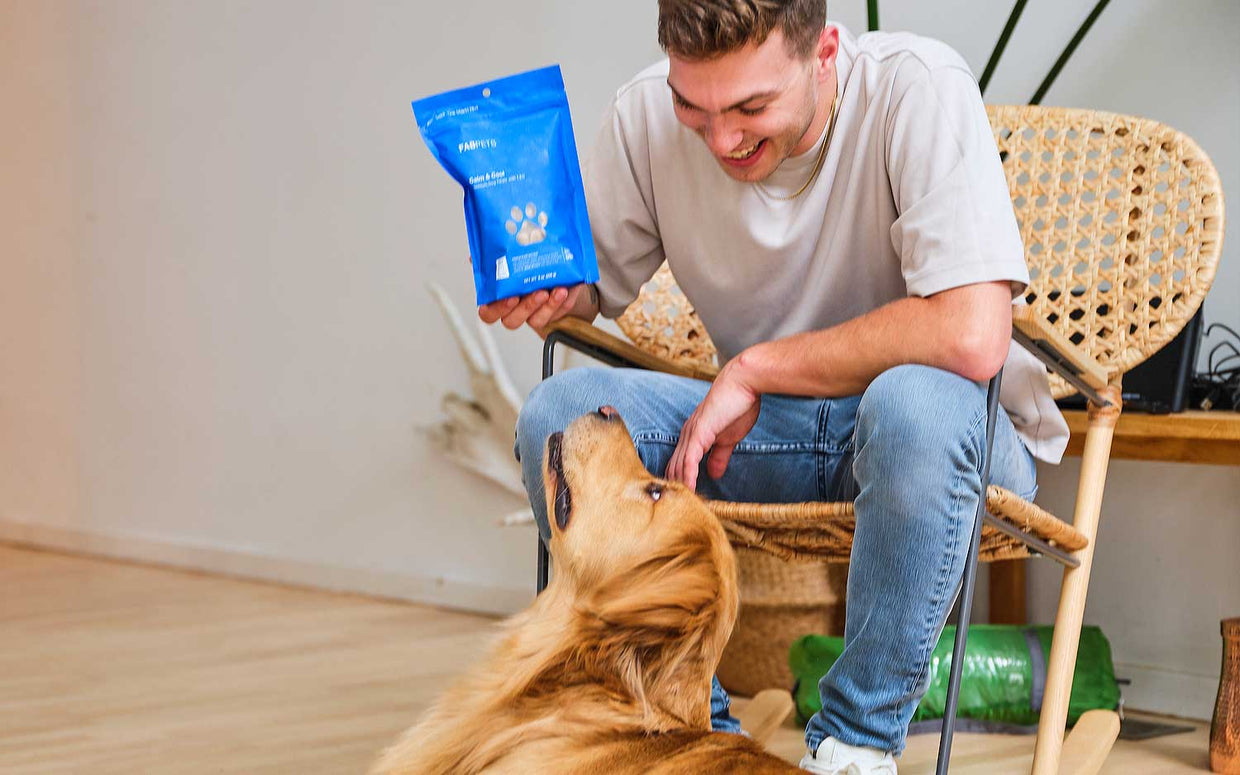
[372,410,799,774]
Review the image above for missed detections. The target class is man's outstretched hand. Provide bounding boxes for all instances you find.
[666,365,761,492]
[478,286,589,330]
[470,250,596,331]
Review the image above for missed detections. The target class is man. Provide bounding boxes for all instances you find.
[484,2,1068,772]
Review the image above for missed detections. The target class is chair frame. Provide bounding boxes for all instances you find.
[538,320,1112,771]
[539,314,1128,773]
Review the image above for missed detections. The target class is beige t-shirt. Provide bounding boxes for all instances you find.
[582,23,1069,463]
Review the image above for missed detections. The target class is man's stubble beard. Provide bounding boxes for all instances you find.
[736,70,822,184]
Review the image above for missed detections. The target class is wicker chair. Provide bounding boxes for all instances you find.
[538,105,1224,773]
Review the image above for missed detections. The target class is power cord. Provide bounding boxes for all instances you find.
[1192,323,1240,411]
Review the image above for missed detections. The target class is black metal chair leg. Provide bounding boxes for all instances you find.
[936,369,1004,774]
[533,334,562,595]
[537,536,549,594]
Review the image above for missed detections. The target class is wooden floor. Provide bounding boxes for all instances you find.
[0,544,1213,774]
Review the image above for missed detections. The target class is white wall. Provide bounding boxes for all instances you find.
[0,0,661,613]
[0,3,80,537]
[1,0,1236,718]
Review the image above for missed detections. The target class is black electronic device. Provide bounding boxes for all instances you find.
[1056,309,1205,414]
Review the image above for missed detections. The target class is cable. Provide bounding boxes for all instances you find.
[1193,323,1240,411]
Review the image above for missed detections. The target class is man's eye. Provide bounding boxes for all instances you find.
[737,106,766,116]
[646,483,664,502]
[673,95,696,111]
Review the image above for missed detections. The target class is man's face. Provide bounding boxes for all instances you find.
[667,28,831,183]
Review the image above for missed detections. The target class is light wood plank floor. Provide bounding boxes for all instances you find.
[0,544,1213,773]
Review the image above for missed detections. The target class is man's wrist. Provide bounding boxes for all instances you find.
[724,342,771,396]
[565,282,600,322]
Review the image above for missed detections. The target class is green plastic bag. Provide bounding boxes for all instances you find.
[790,625,1120,731]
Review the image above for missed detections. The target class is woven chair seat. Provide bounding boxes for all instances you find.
[705,485,1086,565]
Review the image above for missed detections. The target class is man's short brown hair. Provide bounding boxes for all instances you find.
[657,0,826,61]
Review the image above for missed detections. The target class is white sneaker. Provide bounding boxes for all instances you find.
[799,736,897,774]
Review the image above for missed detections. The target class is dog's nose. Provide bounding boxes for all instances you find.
[596,405,619,421]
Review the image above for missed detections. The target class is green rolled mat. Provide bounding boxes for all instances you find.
[789,625,1120,732]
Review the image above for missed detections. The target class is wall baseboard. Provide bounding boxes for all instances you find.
[1113,661,1218,722]
[0,518,532,617]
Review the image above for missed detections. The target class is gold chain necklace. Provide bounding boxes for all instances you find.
[756,92,839,201]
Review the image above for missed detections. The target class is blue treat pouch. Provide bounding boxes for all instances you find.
[412,65,599,306]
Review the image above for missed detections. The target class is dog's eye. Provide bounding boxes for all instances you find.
[645,483,663,502]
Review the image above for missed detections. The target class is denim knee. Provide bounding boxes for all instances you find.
[514,368,625,540]
[515,368,606,463]
[855,365,985,459]
[514,376,558,468]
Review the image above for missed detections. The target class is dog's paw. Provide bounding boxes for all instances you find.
[506,202,548,246]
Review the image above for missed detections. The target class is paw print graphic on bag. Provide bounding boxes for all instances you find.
[505,203,548,246]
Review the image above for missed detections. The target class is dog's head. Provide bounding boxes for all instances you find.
[541,407,739,727]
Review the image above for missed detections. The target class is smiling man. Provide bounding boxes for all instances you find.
[497,1,1068,772]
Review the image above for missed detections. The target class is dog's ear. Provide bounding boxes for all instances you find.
[585,541,721,642]
[574,535,732,727]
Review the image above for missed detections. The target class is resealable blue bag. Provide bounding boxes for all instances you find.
[412,65,599,306]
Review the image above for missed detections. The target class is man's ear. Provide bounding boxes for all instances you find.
[814,25,839,82]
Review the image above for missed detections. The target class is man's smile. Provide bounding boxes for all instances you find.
[720,138,768,168]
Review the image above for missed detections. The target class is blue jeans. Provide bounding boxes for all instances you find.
[513,364,1038,754]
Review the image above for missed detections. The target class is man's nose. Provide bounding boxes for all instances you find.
[703,117,743,155]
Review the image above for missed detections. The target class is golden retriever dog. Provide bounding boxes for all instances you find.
[372,406,800,774]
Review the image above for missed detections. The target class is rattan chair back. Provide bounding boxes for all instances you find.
[989,105,1224,397]
[615,264,718,370]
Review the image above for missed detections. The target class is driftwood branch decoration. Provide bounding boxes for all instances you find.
[426,283,535,526]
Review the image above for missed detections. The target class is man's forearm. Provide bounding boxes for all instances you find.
[727,282,1013,398]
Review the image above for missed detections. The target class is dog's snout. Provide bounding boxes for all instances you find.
[596,405,619,421]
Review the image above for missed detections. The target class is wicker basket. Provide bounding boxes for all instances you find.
[717,548,847,697]
[1212,617,1240,774]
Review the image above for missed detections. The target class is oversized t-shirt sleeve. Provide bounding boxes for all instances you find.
[885,61,1029,299]
[582,91,666,319]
